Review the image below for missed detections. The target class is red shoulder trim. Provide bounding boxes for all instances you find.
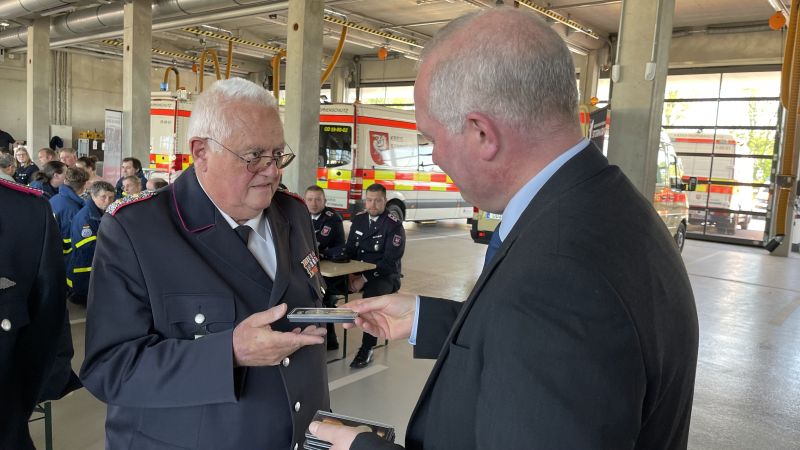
[0,178,44,197]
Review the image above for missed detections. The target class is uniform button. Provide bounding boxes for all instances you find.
[194,313,205,324]
[294,444,298,450]
[321,286,326,295]
[294,401,301,412]
[282,357,290,367]
[1,319,10,331]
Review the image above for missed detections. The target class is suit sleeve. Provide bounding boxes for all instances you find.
[17,201,67,411]
[345,219,359,259]
[79,214,240,408]
[69,216,95,297]
[413,296,463,359]
[364,220,405,282]
[320,216,346,259]
[473,254,645,448]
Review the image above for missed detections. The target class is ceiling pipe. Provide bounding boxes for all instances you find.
[0,0,289,49]
[0,0,77,21]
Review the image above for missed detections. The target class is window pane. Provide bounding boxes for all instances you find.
[663,101,720,127]
[720,71,781,98]
[665,73,721,99]
[716,100,781,127]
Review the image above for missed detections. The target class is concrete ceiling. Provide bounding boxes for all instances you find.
[0,0,785,72]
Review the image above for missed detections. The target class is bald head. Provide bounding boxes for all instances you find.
[419,7,580,135]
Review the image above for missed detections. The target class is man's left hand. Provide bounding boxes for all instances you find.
[349,273,365,293]
[308,421,370,450]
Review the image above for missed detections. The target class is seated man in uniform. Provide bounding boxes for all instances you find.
[345,183,405,368]
[80,78,330,449]
[121,174,143,196]
[304,185,346,350]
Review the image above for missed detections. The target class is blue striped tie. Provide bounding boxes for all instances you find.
[484,226,502,267]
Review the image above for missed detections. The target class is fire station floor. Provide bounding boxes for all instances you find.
[32,220,800,450]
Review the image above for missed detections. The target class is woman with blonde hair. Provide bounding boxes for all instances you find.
[13,146,39,184]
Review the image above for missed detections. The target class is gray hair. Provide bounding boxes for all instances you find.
[0,153,14,169]
[187,77,279,149]
[421,8,579,134]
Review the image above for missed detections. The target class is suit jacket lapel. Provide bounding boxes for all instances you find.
[408,143,610,432]
[267,201,291,307]
[171,167,273,291]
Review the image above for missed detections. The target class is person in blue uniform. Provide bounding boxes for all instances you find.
[67,181,115,306]
[13,147,38,185]
[304,185,346,350]
[50,167,89,293]
[29,160,66,199]
[0,178,69,450]
[345,183,405,368]
[79,78,329,450]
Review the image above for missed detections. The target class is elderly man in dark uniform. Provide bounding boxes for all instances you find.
[304,185,346,350]
[80,78,329,450]
[345,183,405,368]
[0,179,69,450]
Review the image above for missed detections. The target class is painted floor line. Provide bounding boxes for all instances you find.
[328,364,389,391]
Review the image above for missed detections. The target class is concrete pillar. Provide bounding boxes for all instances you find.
[579,50,601,106]
[26,17,50,152]
[283,0,323,193]
[606,0,675,200]
[330,65,348,103]
[122,0,152,166]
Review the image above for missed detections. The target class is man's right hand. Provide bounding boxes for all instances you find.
[343,293,417,340]
[232,303,326,367]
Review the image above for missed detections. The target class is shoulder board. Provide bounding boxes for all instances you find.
[276,188,305,204]
[0,178,43,197]
[107,191,157,216]
[325,210,334,217]
[387,212,400,222]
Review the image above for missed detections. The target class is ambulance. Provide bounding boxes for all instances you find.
[149,90,193,177]
[317,103,472,221]
[669,131,753,235]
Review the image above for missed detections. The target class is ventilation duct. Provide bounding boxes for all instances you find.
[0,0,77,21]
[0,0,288,49]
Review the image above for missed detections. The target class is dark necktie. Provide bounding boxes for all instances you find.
[484,225,502,267]
[369,218,377,231]
[235,225,252,245]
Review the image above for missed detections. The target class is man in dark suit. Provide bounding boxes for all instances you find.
[310,7,698,450]
[0,179,69,449]
[344,183,405,368]
[80,78,329,449]
[304,185,346,350]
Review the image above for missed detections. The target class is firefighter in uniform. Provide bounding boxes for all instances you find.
[49,167,89,294]
[79,78,329,449]
[0,179,69,449]
[304,185,346,350]
[345,183,405,368]
[67,181,115,306]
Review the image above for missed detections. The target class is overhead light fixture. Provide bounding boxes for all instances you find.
[0,20,10,27]
[515,0,600,40]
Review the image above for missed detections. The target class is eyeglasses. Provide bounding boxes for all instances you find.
[206,137,296,173]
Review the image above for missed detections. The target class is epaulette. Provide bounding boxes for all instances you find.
[0,178,44,197]
[324,210,334,217]
[276,188,305,204]
[387,212,400,222]
[107,190,157,216]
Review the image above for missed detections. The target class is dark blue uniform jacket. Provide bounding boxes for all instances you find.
[79,167,330,450]
[68,201,103,297]
[50,185,85,284]
[346,209,405,282]
[312,207,346,259]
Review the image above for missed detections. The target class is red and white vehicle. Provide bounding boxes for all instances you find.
[670,131,753,235]
[317,103,472,221]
